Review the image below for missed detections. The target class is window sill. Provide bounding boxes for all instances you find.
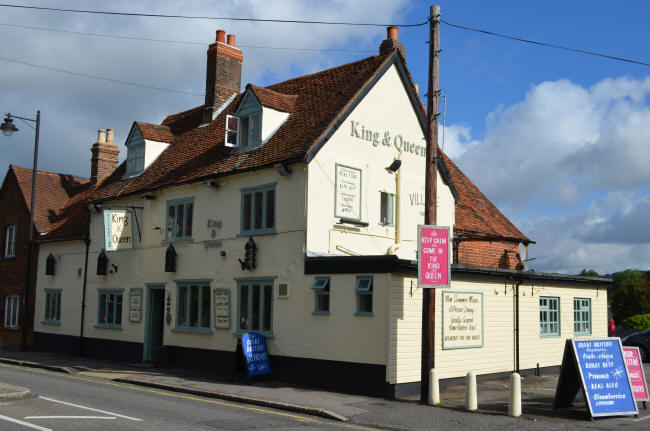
[540,334,561,338]
[95,324,123,330]
[312,311,330,316]
[237,230,276,237]
[232,330,274,338]
[0,327,19,331]
[41,320,61,325]
[354,312,374,317]
[162,238,193,244]
[172,327,213,334]
[574,332,591,337]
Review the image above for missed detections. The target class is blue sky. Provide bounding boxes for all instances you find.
[1,1,649,275]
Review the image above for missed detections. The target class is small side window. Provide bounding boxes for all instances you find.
[355,276,373,315]
[311,277,330,314]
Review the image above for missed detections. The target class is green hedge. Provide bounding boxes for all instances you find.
[622,313,650,331]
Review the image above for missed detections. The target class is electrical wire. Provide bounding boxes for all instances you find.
[0,3,429,27]
[441,19,650,68]
[0,23,375,53]
[0,56,203,96]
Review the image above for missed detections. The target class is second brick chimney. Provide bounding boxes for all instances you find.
[204,29,242,118]
[90,129,119,184]
[379,26,406,57]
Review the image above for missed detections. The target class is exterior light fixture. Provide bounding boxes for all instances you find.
[141,195,156,200]
[45,253,56,275]
[274,162,291,176]
[0,116,19,136]
[239,236,257,270]
[97,250,108,275]
[386,159,402,173]
[203,180,220,189]
[165,243,177,272]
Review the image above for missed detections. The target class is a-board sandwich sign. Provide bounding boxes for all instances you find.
[241,332,271,377]
[623,346,649,403]
[554,338,638,418]
[417,225,450,288]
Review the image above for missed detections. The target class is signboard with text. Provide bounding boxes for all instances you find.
[103,210,134,251]
[214,289,231,329]
[417,225,450,288]
[242,332,271,377]
[623,346,649,402]
[128,288,142,322]
[442,291,483,349]
[335,164,362,220]
[554,338,638,418]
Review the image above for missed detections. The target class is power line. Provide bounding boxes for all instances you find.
[441,19,650,68]
[0,3,429,27]
[0,56,203,96]
[0,23,375,53]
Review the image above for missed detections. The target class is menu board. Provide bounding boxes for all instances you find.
[335,164,362,220]
[442,291,483,349]
[242,332,271,376]
[129,288,142,322]
[214,289,230,329]
[623,346,648,402]
[418,225,450,288]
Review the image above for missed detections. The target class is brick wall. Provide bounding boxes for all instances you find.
[0,169,37,349]
[456,238,523,270]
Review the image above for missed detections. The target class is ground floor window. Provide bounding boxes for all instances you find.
[97,290,123,328]
[311,277,330,314]
[574,298,591,335]
[355,276,373,315]
[44,289,61,323]
[176,282,211,331]
[237,278,273,335]
[4,295,20,328]
[539,296,559,336]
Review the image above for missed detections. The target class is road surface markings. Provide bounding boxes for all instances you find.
[39,396,142,421]
[0,413,52,431]
[25,416,116,420]
[0,363,378,431]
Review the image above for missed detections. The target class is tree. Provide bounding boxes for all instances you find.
[579,269,600,277]
[610,269,650,323]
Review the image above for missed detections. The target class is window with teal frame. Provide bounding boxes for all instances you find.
[311,277,330,314]
[43,289,61,323]
[380,192,394,226]
[574,298,591,335]
[240,184,276,235]
[237,278,274,335]
[539,296,560,337]
[166,197,194,242]
[97,289,123,328]
[355,276,373,315]
[175,282,211,333]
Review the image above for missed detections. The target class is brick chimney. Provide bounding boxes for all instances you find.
[379,26,406,57]
[90,129,119,184]
[204,29,242,118]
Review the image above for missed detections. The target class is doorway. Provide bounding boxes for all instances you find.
[144,286,165,362]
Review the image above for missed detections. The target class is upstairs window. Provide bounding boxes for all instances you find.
[225,113,262,149]
[4,225,16,257]
[240,184,276,235]
[166,198,194,242]
[125,142,145,176]
[380,192,394,226]
[4,295,19,328]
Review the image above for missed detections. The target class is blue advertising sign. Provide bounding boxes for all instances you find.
[242,332,271,377]
[573,338,638,417]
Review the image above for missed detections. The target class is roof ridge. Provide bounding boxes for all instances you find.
[11,164,89,181]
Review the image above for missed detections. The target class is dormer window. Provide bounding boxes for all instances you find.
[123,123,171,178]
[126,141,145,175]
[225,111,261,149]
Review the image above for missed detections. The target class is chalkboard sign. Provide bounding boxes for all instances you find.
[242,332,271,377]
[554,338,638,418]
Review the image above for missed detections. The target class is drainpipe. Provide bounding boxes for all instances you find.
[394,164,402,244]
[514,278,522,373]
[79,236,90,357]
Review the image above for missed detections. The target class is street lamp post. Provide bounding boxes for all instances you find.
[1,111,40,351]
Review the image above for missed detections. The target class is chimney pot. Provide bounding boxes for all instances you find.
[227,34,236,46]
[106,128,114,143]
[216,29,226,43]
[97,129,106,143]
[387,26,398,40]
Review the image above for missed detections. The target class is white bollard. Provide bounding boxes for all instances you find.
[465,371,477,411]
[428,368,440,405]
[508,372,521,417]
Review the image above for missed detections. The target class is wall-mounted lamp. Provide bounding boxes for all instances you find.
[165,243,177,272]
[386,159,402,173]
[45,253,56,275]
[153,226,161,231]
[97,250,108,275]
[88,203,102,213]
[141,195,156,200]
[110,264,119,273]
[203,180,220,189]
[274,162,291,176]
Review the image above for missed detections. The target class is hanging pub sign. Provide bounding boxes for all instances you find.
[417,225,450,288]
[103,210,134,251]
[335,164,362,220]
[623,346,649,404]
[242,332,271,377]
[554,338,638,419]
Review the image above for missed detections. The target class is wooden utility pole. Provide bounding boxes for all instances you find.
[421,4,440,402]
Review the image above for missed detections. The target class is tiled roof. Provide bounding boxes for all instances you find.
[248,85,297,113]
[441,153,531,244]
[11,165,88,233]
[135,121,174,143]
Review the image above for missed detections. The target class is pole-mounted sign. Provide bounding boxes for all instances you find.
[418,225,450,288]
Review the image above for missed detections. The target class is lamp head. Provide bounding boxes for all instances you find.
[0,116,19,137]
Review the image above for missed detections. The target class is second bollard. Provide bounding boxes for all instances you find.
[508,372,521,417]
[465,371,477,411]
[428,368,440,405]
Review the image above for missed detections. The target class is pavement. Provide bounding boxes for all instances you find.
[0,349,648,429]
